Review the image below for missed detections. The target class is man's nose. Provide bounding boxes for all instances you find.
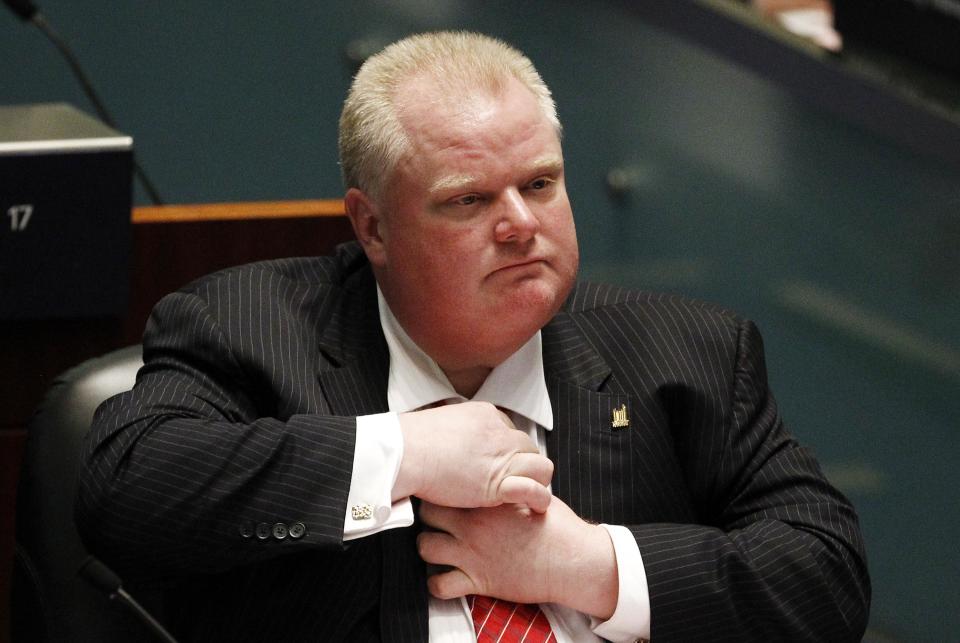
[493,189,540,243]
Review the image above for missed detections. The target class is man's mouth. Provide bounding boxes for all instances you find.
[491,258,545,276]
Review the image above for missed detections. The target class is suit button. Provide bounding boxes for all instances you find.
[289,521,306,539]
[255,522,271,540]
[239,521,255,539]
[272,522,288,540]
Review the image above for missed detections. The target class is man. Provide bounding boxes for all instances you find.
[78,31,870,642]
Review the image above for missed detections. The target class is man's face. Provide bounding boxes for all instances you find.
[358,75,579,377]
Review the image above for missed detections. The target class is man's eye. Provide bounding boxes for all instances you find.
[454,195,479,206]
[529,177,554,190]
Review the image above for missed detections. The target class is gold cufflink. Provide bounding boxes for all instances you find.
[611,403,629,429]
[351,503,374,520]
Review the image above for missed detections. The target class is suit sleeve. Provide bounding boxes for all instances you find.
[629,319,870,642]
[76,289,359,580]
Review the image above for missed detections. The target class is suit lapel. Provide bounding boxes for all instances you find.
[542,312,636,523]
[315,262,390,417]
[315,266,429,642]
[542,310,611,390]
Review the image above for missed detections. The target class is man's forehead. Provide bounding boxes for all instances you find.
[395,70,502,110]
[395,83,499,139]
[393,71,546,140]
[390,73,562,194]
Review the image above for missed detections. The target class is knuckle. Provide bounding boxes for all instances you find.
[431,575,453,599]
[543,457,555,476]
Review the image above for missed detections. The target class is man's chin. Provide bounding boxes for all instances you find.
[500,282,566,328]
[516,274,572,309]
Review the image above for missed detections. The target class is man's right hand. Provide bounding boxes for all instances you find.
[393,401,554,512]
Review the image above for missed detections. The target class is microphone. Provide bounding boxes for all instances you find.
[78,556,180,643]
[3,0,165,204]
[2,0,38,21]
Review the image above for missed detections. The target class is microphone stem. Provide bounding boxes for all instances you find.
[114,587,180,643]
[30,11,165,205]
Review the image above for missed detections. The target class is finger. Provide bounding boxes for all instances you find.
[494,405,515,428]
[418,501,459,530]
[417,530,463,567]
[498,476,552,513]
[505,451,554,487]
[427,566,476,600]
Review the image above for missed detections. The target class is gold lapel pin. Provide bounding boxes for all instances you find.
[611,403,629,429]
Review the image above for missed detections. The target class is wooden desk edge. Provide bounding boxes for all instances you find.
[132,199,347,224]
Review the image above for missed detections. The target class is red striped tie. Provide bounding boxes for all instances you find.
[469,595,556,643]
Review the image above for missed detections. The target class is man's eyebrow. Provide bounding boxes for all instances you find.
[528,156,564,175]
[428,157,564,196]
[429,174,478,195]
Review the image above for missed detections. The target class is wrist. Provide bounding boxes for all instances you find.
[393,411,427,501]
[554,522,619,619]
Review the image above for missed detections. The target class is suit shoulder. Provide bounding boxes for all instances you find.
[144,242,376,366]
[555,282,754,388]
[177,241,369,296]
[565,281,742,325]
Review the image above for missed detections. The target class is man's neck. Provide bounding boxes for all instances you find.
[442,364,493,399]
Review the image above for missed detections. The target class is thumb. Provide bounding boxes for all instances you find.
[427,566,477,600]
[498,476,552,513]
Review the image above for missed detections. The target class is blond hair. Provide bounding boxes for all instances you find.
[338,31,561,201]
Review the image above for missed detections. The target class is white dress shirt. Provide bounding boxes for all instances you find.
[341,288,651,642]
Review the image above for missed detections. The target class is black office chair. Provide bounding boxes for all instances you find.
[11,345,163,643]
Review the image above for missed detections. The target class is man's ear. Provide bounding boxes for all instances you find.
[344,187,387,267]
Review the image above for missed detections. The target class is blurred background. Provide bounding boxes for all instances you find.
[2,1,958,641]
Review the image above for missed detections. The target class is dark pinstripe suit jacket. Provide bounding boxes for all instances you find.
[78,242,869,642]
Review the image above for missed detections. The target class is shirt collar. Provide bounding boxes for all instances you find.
[377,287,553,430]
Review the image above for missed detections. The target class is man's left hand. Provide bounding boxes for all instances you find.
[417,496,619,619]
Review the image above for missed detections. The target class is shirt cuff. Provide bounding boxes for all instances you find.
[590,524,651,643]
[343,411,414,540]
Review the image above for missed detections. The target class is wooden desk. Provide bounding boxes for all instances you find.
[0,200,352,643]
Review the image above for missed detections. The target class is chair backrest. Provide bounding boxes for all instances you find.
[11,345,152,643]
